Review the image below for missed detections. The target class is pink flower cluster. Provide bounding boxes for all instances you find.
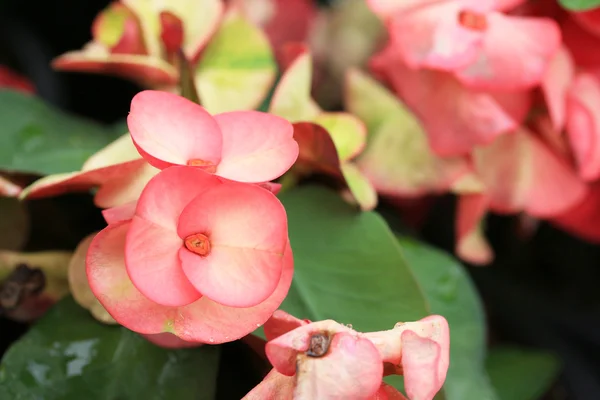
[244,311,450,400]
[57,90,299,344]
[365,0,600,263]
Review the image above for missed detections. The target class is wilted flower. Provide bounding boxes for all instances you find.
[244,310,450,400]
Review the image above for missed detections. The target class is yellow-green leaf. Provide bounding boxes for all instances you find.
[268,51,320,121]
[355,114,468,197]
[341,162,378,211]
[195,10,276,113]
[313,112,366,162]
[345,68,401,135]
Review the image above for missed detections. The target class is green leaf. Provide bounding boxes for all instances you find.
[267,186,495,399]
[558,0,600,10]
[0,90,122,176]
[278,186,429,330]
[486,347,560,400]
[0,297,220,400]
[398,237,498,400]
[195,10,276,114]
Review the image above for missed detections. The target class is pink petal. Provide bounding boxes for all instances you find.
[126,216,201,306]
[0,175,22,197]
[102,201,137,225]
[455,13,561,90]
[494,0,527,11]
[572,7,600,38]
[401,332,444,400]
[93,162,159,208]
[456,193,493,265]
[214,111,298,183]
[550,180,600,243]
[266,320,354,376]
[127,90,223,169]
[542,46,575,132]
[242,368,295,400]
[294,332,384,400]
[88,221,295,343]
[562,18,600,72]
[566,73,600,181]
[388,0,490,71]
[125,167,223,306]
[177,181,287,307]
[371,48,530,155]
[256,181,282,195]
[371,384,409,400]
[264,310,309,341]
[474,128,587,216]
[87,222,178,333]
[134,166,222,231]
[399,315,450,400]
[142,332,203,349]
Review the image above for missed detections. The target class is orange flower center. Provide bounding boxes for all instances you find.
[458,10,488,31]
[187,159,217,174]
[184,233,211,256]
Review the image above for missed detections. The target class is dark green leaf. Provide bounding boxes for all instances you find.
[558,0,600,10]
[486,346,560,400]
[277,186,429,331]
[262,186,495,399]
[0,297,220,400]
[0,90,122,175]
[398,237,498,400]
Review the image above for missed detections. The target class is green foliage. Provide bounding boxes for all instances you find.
[0,90,122,175]
[486,346,561,400]
[558,0,600,10]
[273,185,496,399]
[0,297,220,399]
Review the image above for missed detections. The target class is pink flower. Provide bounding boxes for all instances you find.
[470,128,586,217]
[127,90,299,183]
[87,166,293,343]
[455,193,493,265]
[245,311,449,400]
[542,47,600,182]
[370,45,530,156]
[551,180,600,243]
[368,0,561,90]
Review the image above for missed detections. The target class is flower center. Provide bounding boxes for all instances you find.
[458,10,488,31]
[306,333,331,357]
[187,159,217,174]
[184,233,211,256]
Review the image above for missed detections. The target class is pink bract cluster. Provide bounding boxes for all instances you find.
[244,311,450,400]
[46,90,298,344]
[363,0,600,264]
